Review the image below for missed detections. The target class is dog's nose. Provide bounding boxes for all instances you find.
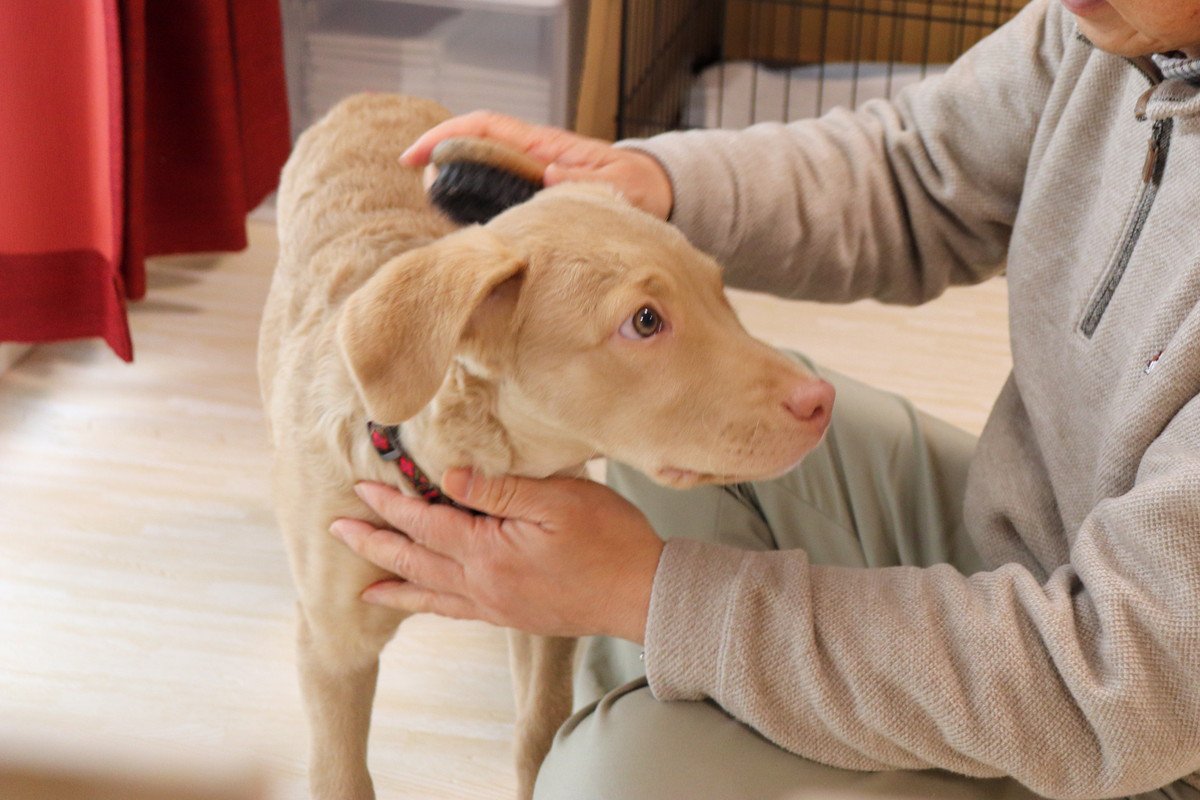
[783,380,835,427]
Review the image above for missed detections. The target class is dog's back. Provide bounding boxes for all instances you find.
[259,94,456,440]
[275,94,448,271]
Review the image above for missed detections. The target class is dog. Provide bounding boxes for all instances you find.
[258,93,835,799]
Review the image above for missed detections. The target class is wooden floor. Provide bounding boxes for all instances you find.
[0,219,1011,799]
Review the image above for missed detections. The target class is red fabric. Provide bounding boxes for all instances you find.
[137,0,291,260]
[0,0,291,361]
[0,1,130,357]
[118,0,147,303]
[0,251,132,357]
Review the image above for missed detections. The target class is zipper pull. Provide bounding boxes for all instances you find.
[1142,138,1159,183]
[1142,120,1166,184]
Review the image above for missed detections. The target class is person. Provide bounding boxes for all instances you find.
[327,0,1200,797]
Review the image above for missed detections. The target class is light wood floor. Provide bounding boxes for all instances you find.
[0,219,1011,799]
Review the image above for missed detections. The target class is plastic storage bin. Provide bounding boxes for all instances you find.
[282,0,585,137]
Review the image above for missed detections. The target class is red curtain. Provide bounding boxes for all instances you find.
[0,0,291,361]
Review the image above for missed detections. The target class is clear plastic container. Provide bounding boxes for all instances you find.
[284,0,584,134]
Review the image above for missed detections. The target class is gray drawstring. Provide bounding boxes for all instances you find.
[1151,52,1200,85]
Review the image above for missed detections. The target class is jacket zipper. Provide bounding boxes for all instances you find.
[1079,112,1173,338]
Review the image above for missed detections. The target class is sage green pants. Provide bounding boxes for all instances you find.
[533,355,1199,800]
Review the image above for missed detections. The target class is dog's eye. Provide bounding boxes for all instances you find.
[620,306,664,339]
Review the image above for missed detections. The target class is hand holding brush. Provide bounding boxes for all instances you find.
[403,110,674,221]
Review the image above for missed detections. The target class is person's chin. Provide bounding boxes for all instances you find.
[1071,10,1156,58]
[1078,26,1157,57]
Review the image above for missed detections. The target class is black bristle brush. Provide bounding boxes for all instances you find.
[427,137,546,225]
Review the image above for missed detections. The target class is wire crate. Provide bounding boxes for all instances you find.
[617,0,1027,139]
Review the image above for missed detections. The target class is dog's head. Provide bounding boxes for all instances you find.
[337,182,833,488]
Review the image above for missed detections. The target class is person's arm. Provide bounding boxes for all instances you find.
[620,0,1065,304]
[405,1,1063,306]
[645,395,1200,798]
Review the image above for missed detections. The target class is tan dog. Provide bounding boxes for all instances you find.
[258,93,834,799]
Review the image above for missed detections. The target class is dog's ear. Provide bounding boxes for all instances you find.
[336,225,526,424]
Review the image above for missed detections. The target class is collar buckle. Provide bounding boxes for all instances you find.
[367,421,403,461]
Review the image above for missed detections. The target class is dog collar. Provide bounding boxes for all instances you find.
[367,421,473,512]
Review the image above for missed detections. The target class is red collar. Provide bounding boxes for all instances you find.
[367,422,476,513]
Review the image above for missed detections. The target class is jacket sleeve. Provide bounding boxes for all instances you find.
[619,0,1065,305]
[644,390,1200,799]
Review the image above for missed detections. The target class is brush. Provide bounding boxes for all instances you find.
[427,137,546,225]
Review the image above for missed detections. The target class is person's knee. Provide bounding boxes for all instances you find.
[534,679,706,800]
[533,679,795,800]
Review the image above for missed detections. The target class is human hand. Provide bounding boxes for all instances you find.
[329,469,665,644]
[401,110,674,220]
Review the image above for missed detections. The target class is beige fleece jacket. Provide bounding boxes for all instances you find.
[627,2,1200,797]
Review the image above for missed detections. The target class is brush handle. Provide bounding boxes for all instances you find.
[430,137,546,186]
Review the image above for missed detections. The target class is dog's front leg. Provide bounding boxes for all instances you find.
[507,631,577,800]
[296,604,403,800]
[287,517,408,800]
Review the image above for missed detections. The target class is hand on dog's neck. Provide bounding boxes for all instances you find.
[399,359,596,487]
